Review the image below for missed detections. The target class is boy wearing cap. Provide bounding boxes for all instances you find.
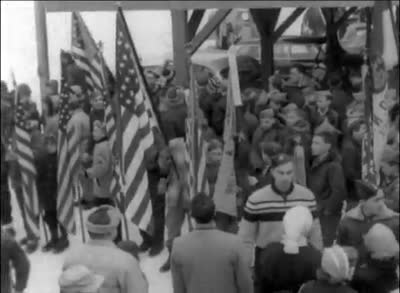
[309,131,347,246]
[337,180,399,261]
[239,153,323,293]
[63,205,148,293]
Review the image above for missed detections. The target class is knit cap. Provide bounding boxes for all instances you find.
[321,245,351,283]
[281,206,313,254]
[364,223,400,259]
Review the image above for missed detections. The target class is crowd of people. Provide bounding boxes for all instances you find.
[0,51,399,293]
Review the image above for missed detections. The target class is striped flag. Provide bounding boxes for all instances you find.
[71,12,123,207]
[362,0,398,186]
[11,75,40,237]
[116,8,153,231]
[57,51,76,234]
[185,67,209,199]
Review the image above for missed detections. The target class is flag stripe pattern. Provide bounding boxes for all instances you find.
[72,12,123,207]
[14,91,40,237]
[57,52,76,234]
[116,9,153,231]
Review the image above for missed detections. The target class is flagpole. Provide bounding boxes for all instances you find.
[98,41,130,241]
[116,6,166,143]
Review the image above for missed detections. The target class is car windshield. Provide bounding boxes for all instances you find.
[289,44,319,59]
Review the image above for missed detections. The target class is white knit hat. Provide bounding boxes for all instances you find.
[321,245,351,283]
[281,206,313,254]
[364,223,400,259]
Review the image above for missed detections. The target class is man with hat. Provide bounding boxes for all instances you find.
[63,205,148,293]
[239,153,323,293]
[308,131,347,246]
[337,180,399,262]
[160,86,188,141]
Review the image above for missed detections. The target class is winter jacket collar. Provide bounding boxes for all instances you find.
[346,204,399,221]
[311,151,338,169]
[195,222,217,231]
[271,181,295,199]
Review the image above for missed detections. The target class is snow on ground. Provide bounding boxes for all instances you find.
[10,188,178,293]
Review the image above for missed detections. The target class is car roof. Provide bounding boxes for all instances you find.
[239,35,327,45]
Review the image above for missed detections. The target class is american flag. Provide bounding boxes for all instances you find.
[57,51,76,234]
[12,76,40,237]
[71,12,123,206]
[185,66,209,198]
[116,8,153,230]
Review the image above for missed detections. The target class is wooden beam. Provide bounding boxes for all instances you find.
[171,10,190,87]
[334,7,358,29]
[43,1,389,12]
[188,9,231,55]
[273,8,305,42]
[188,10,205,41]
[34,1,50,106]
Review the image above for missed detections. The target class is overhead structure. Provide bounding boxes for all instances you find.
[35,1,399,96]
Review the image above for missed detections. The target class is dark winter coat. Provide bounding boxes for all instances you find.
[307,151,347,215]
[1,232,30,293]
[352,256,399,293]
[299,280,357,293]
[250,123,285,171]
[337,205,400,261]
[330,87,354,121]
[259,242,321,293]
[35,150,58,212]
[161,103,187,141]
[282,127,312,171]
[308,107,340,131]
[341,137,362,199]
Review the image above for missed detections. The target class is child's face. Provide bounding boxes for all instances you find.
[317,95,330,110]
[207,148,223,164]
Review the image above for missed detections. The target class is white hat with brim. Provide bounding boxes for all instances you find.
[59,265,104,293]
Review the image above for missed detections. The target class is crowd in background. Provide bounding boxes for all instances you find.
[0,53,399,293]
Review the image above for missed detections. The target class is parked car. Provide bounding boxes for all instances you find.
[191,48,262,89]
[235,36,326,76]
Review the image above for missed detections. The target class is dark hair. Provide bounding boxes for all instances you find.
[270,153,293,168]
[314,131,335,147]
[328,73,343,88]
[260,142,282,157]
[191,193,215,224]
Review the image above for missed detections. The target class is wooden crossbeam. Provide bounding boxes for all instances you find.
[187,9,231,55]
[188,10,205,41]
[273,8,306,42]
[43,1,393,12]
[334,7,358,29]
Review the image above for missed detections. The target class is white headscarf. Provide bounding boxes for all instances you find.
[281,206,313,254]
[321,245,351,283]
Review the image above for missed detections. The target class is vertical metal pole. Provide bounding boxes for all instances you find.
[34,1,50,110]
[171,10,189,88]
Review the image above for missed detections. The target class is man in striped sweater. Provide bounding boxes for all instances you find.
[239,153,323,293]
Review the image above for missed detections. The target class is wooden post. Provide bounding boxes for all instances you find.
[171,10,190,87]
[34,1,50,107]
[251,9,281,90]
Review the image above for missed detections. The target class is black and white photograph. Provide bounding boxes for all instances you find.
[0,1,399,293]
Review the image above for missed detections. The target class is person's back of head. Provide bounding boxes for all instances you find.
[191,193,215,224]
